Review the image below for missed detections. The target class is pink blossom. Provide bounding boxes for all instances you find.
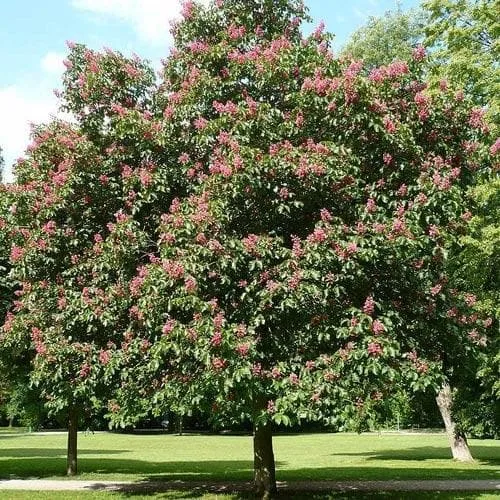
[367,342,383,357]
[346,241,358,254]
[320,208,332,222]
[179,152,190,164]
[369,67,387,83]
[99,350,111,365]
[162,260,185,279]
[187,40,210,54]
[289,373,299,385]
[252,363,262,376]
[430,284,442,296]
[184,276,197,293]
[363,295,375,315]
[228,23,246,40]
[267,400,276,413]
[469,107,488,131]
[428,225,440,237]
[383,153,393,165]
[295,111,304,128]
[266,280,279,293]
[490,138,500,155]
[392,218,406,234]
[242,234,259,253]
[162,319,176,335]
[163,106,174,119]
[414,92,429,107]
[308,227,328,243]
[291,235,304,258]
[288,270,302,290]
[235,343,250,357]
[79,363,91,378]
[383,116,397,134]
[279,187,290,199]
[386,60,409,78]
[42,220,56,235]
[396,184,408,197]
[121,165,134,179]
[210,331,222,347]
[194,117,208,130]
[139,168,152,187]
[115,210,129,223]
[464,293,477,307]
[212,357,227,371]
[181,1,194,19]
[10,245,24,262]
[213,100,238,115]
[371,319,385,335]
[366,198,377,213]
[412,45,426,61]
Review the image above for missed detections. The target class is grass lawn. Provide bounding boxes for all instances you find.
[0,431,499,483]
[2,492,500,500]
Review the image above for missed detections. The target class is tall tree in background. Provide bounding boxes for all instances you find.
[423,0,500,127]
[341,5,424,68]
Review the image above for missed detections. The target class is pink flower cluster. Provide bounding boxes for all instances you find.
[369,61,409,83]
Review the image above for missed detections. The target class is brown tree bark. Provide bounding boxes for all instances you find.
[67,405,78,476]
[436,383,474,462]
[253,420,277,499]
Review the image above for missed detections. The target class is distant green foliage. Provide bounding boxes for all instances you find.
[341,6,424,67]
[452,178,499,319]
[423,0,500,127]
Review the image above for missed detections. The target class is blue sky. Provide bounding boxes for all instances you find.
[0,0,419,181]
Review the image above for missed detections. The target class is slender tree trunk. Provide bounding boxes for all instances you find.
[436,383,474,462]
[253,420,277,499]
[67,406,78,476]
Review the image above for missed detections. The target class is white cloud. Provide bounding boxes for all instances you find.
[71,0,211,46]
[71,0,182,45]
[0,85,59,182]
[41,52,66,76]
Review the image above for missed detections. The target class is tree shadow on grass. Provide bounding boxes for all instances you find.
[114,492,498,500]
[329,446,500,466]
[0,458,257,480]
[1,455,499,481]
[0,448,129,458]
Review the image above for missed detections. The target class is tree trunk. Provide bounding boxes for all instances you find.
[253,420,277,499]
[67,406,78,476]
[436,383,474,462]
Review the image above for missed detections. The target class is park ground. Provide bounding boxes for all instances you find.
[0,430,499,498]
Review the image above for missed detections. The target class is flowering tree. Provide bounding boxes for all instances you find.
[1,45,156,474]
[341,0,499,459]
[90,0,494,495]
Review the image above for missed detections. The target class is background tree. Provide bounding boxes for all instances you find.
[341,5,424,68]
[423,0,500,127]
